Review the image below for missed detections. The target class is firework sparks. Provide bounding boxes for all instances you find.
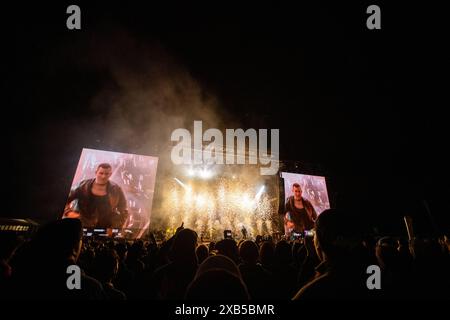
[161,169,278,240]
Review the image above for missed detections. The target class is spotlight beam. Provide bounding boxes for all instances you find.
[255,185,265,201]
[174,177,190,191]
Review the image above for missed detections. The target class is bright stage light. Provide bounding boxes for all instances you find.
[174,177,192,191]
[184,166,214,179]
[240,193,254,210]
[255,185,265,201]
[183,186,194,204]
[195,194,207,208]
[166,168,277,240]
[199,168,213,179]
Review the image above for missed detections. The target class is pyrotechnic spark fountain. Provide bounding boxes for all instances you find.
[160,167,278,240]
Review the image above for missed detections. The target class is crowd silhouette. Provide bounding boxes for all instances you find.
[1,209,449,300]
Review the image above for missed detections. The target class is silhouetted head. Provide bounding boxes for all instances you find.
[274,240,293,265]
[115,242,128,261]
[128,241,145,261]
[208,241,216,253]
[216,239,239,264]
[196,244,209,264]
[185,269,249,300]
[34,218,83,263]
[375,236,399,270]
[196,254,242,279]
[239,240,259,265]
[314,208,357,262]
[259,241,274,267]
[93,248,119,283]
[171,228,198,264]
[188,254,247,299]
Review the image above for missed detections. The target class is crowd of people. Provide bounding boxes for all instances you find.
[1,209,449,300]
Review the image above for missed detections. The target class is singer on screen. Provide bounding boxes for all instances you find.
[284,183,317,237]
[63,163,128,228]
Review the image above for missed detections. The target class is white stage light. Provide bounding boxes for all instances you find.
[240,193,254,210]
[195,194,207,208]
[174,177,192,192]
[199,168,213,179]
[255,185,265,201]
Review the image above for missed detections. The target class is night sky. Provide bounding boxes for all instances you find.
[6,2,450,235]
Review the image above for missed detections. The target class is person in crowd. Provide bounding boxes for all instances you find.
[293,209,369,300]
[259,241,275,272]
[408,237,450,299]
[8,218,106,299]
[0,233,21,295]
[151,228,198,299]
[215,239,240,265]
[238,240,274,299]
[271,240,299,299]
[195,244,209,265]
[185,254,249,300]
[92,248,126,300]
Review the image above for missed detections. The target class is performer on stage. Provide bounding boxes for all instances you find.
[63,163,128,228]
[241,225,248,239]
[284,183,317,238]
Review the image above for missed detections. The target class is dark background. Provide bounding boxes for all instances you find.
[5,1,449,236]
